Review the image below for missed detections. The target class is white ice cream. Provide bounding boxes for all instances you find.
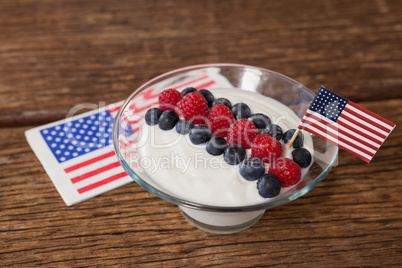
[135,89,313,207]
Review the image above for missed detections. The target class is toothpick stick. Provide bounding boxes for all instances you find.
[287,128,301,149]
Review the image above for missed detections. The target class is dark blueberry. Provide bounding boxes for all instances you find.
[248,113,271,131]
[261,124,283,140]
[291,148,312,168]
[181,87,197,96]
[145,107,163,126]
[175,119,194,135]
[198,89,215,108]
[239,157,265,181]
[257,174,281,198]
[232,103,251,119]
[212,98,232,109]
[189,125,212,145]
[158,110,179,130]
[283,129,304,148]
[223,144,246,165]
[206,136,228,156]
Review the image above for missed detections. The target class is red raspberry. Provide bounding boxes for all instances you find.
[269,158,301,187]
[207,104,234,137]
[177,92,209,125]
[251,134,283,163]
[227,119,259,149]
[159,88,182,111]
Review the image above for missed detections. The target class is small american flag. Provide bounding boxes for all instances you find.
[298,86,395,163]
[39,106,129,195]
[26,68,233,205]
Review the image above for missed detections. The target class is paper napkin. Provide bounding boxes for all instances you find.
[25,67,233,206]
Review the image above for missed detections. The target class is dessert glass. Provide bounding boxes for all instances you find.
[112,63,338,234]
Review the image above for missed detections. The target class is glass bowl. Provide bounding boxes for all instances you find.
[113,63,338,234]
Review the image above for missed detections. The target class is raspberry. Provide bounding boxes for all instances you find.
[177,92,209,125]
[207,104,234,137]
[251,134,283,163]
[268,158,301,187]
[227,119,259,149]
[158,88,182,111]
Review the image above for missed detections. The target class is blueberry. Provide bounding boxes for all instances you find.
[145,107,163,126]
[261,124,283,140]
[198,89,215,108]
[257,174,281,198]
[239,157,265,181]
[223,144,246,165]
[291,148,312,168]
[189,125,212,145]
[283,129,304,148]
[206,136,228,155]
[175,119,194,134]
[232,103,251,119]
[158,110,179,130]
[212,98,232,109]
[248,113,271,131]
[181,87,197,96]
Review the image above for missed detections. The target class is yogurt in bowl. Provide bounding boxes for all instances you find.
[113,64,338,234]
[136,89,314,207]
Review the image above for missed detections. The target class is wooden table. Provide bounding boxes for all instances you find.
[1,0,401,266]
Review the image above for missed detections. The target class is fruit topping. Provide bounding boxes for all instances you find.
[145,107,163,126]
[227,119,259,149]
[158,110,179,130]
[283,129,304,148]
[239,157,265,181]
[189,125,212,145]
[207,104,235,137]
[223,144,246,165]
[248,113,271,131]
[158,88,182,111]
[206,136,228,156]
[212,98,232,109]
[291,148,312,168]
[261,124,283,140]
[257,174,281,198]
[175,119,194,135]
[198,89,215,108]
[181,87,197,96]
[232,102,251,119]
[251,134,283,163]
[177,92,209,125]
[268,158,301,187]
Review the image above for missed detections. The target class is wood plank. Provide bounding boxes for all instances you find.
[0,98,401,266]
[1,0,402,127]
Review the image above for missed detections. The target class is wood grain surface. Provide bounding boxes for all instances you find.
[1,0,401,267]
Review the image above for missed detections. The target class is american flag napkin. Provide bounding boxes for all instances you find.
[25,68,233,206]
[298,86,396,163]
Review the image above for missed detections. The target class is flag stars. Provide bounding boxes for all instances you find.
[309,87,348,121]
[40,110,115,163]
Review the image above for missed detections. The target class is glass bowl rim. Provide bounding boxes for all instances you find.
[112,63,338,212]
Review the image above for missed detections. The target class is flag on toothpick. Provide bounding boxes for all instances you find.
[294,86,395,163]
